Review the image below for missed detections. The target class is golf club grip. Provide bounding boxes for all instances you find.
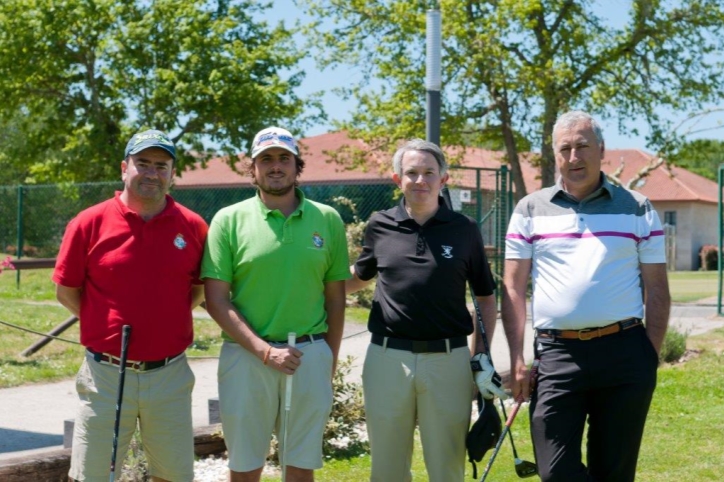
[285,332,296,410]
[110,325,132,480]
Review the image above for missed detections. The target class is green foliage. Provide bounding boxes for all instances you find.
[660,329,688,364]
[669,139,724,182]
[299,0,724,196]
[333,195,375,308]
[0,0,322,184]
[323,356,369,458]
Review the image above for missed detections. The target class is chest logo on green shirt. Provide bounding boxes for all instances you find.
[174,233,187,250]
[312,232,325,249]
[442,245,453,258]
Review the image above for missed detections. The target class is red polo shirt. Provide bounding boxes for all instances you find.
[53,192,208,360]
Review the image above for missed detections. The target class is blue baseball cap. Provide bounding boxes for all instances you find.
[125,129,176,160]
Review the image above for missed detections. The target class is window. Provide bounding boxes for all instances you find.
[664,211,677,226]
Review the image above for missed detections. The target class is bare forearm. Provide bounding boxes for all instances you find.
[501,287,526,366]
[324,281,346,373]
[205,296,267,359]
[641,263,671,354]
[56,285,81,318]
[644,287,671,354]
[345,267,372,294]
[473,295,498,354]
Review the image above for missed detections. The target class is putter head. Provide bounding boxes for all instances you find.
[514,458,538,478]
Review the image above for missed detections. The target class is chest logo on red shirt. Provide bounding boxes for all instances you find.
[312,232,325,249]
[441,245,453,258]
[174,233,187,250]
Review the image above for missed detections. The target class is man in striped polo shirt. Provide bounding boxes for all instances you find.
[501,110,670,482]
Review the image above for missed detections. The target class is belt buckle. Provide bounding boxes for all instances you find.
[578,328,600,341]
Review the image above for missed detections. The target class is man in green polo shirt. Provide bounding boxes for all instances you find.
[202,126,350,482]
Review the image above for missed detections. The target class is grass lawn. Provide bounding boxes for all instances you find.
[261,328,724,481]
[667,270,719,303]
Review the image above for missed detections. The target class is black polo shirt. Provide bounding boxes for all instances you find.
[355,198,495,340]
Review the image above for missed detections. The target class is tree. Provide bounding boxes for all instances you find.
[299,0,724,198]
[668,139,724,182]
[0,0,322,184]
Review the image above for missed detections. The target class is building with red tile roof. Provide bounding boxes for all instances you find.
[175,131,720,270]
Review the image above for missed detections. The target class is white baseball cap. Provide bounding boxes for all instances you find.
[250,126,299,159]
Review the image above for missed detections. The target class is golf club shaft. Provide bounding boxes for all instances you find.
[481,400,523,481]
[282,332,296,482]
[109,325,132,482]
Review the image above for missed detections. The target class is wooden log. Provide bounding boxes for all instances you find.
[19,316,78,357]
[5,258,56,270]
[0,424,227,480]
[193,423,227,457]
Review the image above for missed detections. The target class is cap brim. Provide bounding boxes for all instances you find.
[252,144,298,159]
[128,145,176,160]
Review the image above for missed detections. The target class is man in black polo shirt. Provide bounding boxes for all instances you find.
[346,139,501,482]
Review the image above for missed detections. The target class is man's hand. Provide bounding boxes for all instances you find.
[471,353,509,400]
[267,346,303,375]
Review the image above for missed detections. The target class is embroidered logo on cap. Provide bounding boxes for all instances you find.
[442,245,453,258]
[174,233,187,250]
[312,232,324,249]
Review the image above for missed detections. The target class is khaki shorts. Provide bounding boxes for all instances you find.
[218,338,333,472]
[362,342,474,482]
[69,351,195,482]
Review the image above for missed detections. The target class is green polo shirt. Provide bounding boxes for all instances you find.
[201,189,350,341]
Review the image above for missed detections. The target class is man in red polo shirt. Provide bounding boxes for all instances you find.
[53,129,208,482]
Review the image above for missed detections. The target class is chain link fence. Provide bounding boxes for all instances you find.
[1,166,512,286]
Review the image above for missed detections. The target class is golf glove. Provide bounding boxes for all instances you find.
[471,353,509,400]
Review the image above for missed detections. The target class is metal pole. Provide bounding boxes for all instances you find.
[718,165,723,316]
[426,8,441,146]
[16,185,24,289]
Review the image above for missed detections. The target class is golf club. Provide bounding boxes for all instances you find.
[480,359,540,482]
[282,332,296,482]
[468,269,538,478]
[109,324,132,482]
[441,186,538,478]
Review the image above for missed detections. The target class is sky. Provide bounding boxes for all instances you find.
[278,0,724,153]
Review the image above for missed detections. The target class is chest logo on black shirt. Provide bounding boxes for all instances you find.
[312,232,325,249]
[441,245,453,258]
[174,233,187,250]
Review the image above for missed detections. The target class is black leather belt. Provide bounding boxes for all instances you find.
[371,333,467,353]
[265,333,325,344]
[536,318,643,341]
[88,348,184,371]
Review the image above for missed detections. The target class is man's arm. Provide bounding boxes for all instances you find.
[640,262,671,354]
[345,266,372,294]
[204,278,301,374]
[501,258,532,400]
[472,294,498,354]
[56,284,82,318]
[190,284,205,309]
[323,280,346,377]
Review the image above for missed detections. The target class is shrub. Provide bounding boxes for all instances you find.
[659,329,688,364]
[699,245,719,271]
[334,196,374,308]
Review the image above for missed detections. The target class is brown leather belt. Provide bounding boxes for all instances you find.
[535,318,643,341]
[88,348,184,371]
